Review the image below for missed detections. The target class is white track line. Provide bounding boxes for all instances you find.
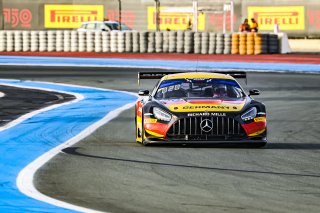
[0,80,136,213]
[0,91,4,98]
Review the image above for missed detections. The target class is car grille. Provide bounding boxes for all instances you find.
[166,117,246,141]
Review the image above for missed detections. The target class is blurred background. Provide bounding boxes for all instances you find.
[0,0,319,37]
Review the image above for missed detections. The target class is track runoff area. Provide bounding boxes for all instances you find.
[0,56,319,213]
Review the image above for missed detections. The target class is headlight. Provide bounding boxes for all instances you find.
[241,107,257,121]
[153,107,172,122]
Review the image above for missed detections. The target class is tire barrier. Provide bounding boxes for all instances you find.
[208,33,216,54]
[224,33,231,55]
[176,31,184,53]
[184,31,194,54]
[125,31,132,53]
[147,32,155,53]
[201,32,209,54]
[246,33,255,55]
[139,31,148,53]
[194,32,201,54]
[0,30,280,55]
[216,33,224,54]
[239,33,247,55]
[102,32,110,53]
[118,31,125,53]
[168,31,177,53]
[231,33,239,54]
[132,31,139,53]
[155,32,163,53]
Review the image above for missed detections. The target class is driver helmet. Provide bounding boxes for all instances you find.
[213,84,227,97]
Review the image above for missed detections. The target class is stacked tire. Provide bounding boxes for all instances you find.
[39,31,47,52]
[162,31,169,53]
[139,31,148,53]
[268,34,279,54]
[14,31,23,52]
[176,31,184,53]
[86,32,95,52]
[125,31,132,52]
[47,31,56,52]
[147,32,155,53]
[78,31,86,52]
[201,32,209,54]
[239,33,247,55]
[6,31,14,52]
[184,31,193,54]
[231,33,239,54]
[224,33,231,54]
[155,32,163,53]
[132,32,140,53]
[70,31,78,52]
[254,33,268,54]
[132,31,139,53]
[110,31,118,53]
[102,31,110,52]
[194,32,201,54]
[208,33,216,54]
[95,32,102,53]
[246,33,255,55]
[118,31,125,53]
[215,33,224,54]
[168,31,177,53]
[63,31,71,52]
[0,31,6,51]
[56,31,64,52]
[30,31,39,52]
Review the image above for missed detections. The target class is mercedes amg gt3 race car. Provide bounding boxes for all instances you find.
[135,71,267,146]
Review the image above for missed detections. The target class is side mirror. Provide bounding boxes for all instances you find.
[138,90,149,96]
[249,89,260,96]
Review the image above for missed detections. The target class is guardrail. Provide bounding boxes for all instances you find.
[0,30,280,55]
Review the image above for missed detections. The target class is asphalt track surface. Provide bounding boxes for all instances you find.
[0,85,74,126]
[1,66,320,213]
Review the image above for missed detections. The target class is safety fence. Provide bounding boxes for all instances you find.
[0,30,280,55]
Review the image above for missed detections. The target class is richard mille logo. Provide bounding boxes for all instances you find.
[200,119,213,132]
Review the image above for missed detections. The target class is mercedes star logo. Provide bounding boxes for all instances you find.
[200,119,213,132]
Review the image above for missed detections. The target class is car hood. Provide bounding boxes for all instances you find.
[158,98,247,113]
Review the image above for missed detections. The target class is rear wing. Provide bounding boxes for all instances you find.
[138,71,247,85]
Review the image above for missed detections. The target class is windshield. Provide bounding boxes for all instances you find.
[155,78,245,99]
[105,23,131,30]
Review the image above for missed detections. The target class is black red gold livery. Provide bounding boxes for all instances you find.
[135,71,267,146]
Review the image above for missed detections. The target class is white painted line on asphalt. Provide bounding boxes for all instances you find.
[0,83,83,132]
[8,81,137,213]
[0,91,5,98]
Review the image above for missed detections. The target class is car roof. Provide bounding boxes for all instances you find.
[161,72,235,81]
[81,21,119,24]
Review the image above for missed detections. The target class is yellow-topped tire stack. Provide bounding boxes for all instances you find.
[231,33,239,54]
[239,33,247,55]
[246,32,255,55]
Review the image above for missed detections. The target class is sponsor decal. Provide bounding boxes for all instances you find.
[144,118,157,123]
[254,117,266,122]
[187,112,226,117]
[248,6,305,30]
[3,8,33,28]
[200,119,213,132]
[308,9,320,31]
[147,7,205,30]
[183,106,230,110]
[106,9,135,28]
[44,5,104,28]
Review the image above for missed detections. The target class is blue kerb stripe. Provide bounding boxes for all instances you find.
[0,79,137,212]
[0,56,319,73]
